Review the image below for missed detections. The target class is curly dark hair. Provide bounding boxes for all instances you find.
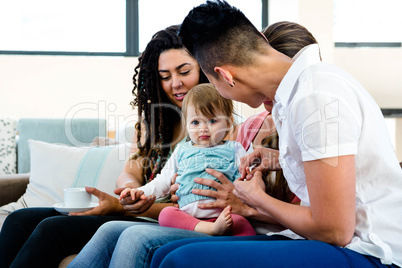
[130,25,208,182]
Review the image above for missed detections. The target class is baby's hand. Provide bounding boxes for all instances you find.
[119,188,145,203]
[119,188,132,200]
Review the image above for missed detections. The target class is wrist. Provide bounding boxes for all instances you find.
[252,188,269,207]
[240,204,258,218]
[121,181,141,189]
[247,207,260,220]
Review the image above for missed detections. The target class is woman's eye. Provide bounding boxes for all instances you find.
[209,119,217,124]
[160,76,170,81]
[180,70,190,76]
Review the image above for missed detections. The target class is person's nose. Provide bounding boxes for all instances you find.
[200,122,209,132]
[171,75,182,90]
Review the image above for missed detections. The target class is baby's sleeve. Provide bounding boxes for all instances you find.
[137,149,179,198]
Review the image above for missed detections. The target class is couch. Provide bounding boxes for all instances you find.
[2,118,401,267]
[0,117,111,267]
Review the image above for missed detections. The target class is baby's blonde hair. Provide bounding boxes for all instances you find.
[182,83,235,136]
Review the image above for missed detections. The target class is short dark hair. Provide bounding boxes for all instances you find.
[179,0,267,78]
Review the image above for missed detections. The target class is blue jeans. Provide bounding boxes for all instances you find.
[67,221,209,268]
[152,236,399,268]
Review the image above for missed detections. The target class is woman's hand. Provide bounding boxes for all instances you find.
[170,173,180,208]
[239,147,281,179]
[233,171,266,208]
[191,168,257,217]
[119,193,156,215]
[69,186,126,216]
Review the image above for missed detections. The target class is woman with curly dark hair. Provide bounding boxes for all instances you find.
[116,24,209,217]
[130,25,208,180]
[0,25,208,268]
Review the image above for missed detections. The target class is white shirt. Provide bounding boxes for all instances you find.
[272,44,402,266]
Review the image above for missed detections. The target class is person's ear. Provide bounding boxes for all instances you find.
[214,67,235,87]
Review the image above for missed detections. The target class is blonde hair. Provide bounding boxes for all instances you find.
[182,83,235,137]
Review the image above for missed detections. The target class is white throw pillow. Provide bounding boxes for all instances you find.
[0,140,131,213]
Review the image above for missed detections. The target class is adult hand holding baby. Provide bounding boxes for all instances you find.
[188,168,256,217]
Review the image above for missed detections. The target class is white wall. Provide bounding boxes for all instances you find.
[0,54,262,131]
[0,55,137,131]
[1,0,402,159]
[334,48,402,108]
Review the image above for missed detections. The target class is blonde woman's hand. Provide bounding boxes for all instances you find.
[191,168,256,217]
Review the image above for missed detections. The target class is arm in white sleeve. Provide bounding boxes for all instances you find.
[137,149,179,199]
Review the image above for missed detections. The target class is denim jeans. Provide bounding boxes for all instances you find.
[67,221,209,268]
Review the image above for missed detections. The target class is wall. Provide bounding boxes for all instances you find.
[0,55,137,132]
[0,53,264,132]
[1,0,401,158]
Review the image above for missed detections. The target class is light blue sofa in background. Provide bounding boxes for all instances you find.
[16,118,107,173]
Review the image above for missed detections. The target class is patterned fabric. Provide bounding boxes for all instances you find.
[0,117,17,174]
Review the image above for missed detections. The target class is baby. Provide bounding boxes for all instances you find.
[120,83,255,236]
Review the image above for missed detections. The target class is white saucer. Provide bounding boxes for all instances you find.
[53,202,98,215]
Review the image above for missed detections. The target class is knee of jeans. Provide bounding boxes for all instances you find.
[121,225,157,242]
[97,221,120,235]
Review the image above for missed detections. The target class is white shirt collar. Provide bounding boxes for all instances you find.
[274,44,321,116]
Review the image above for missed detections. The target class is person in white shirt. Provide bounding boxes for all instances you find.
[153,1,402,267]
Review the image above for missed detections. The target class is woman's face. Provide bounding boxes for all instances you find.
[158,49,201,108]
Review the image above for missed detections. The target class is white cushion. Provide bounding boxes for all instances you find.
[0,140,131,213]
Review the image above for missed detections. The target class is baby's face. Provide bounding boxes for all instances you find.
[186,105,229,147]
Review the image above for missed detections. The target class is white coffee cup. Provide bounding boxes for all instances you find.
[64,188,91,208]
